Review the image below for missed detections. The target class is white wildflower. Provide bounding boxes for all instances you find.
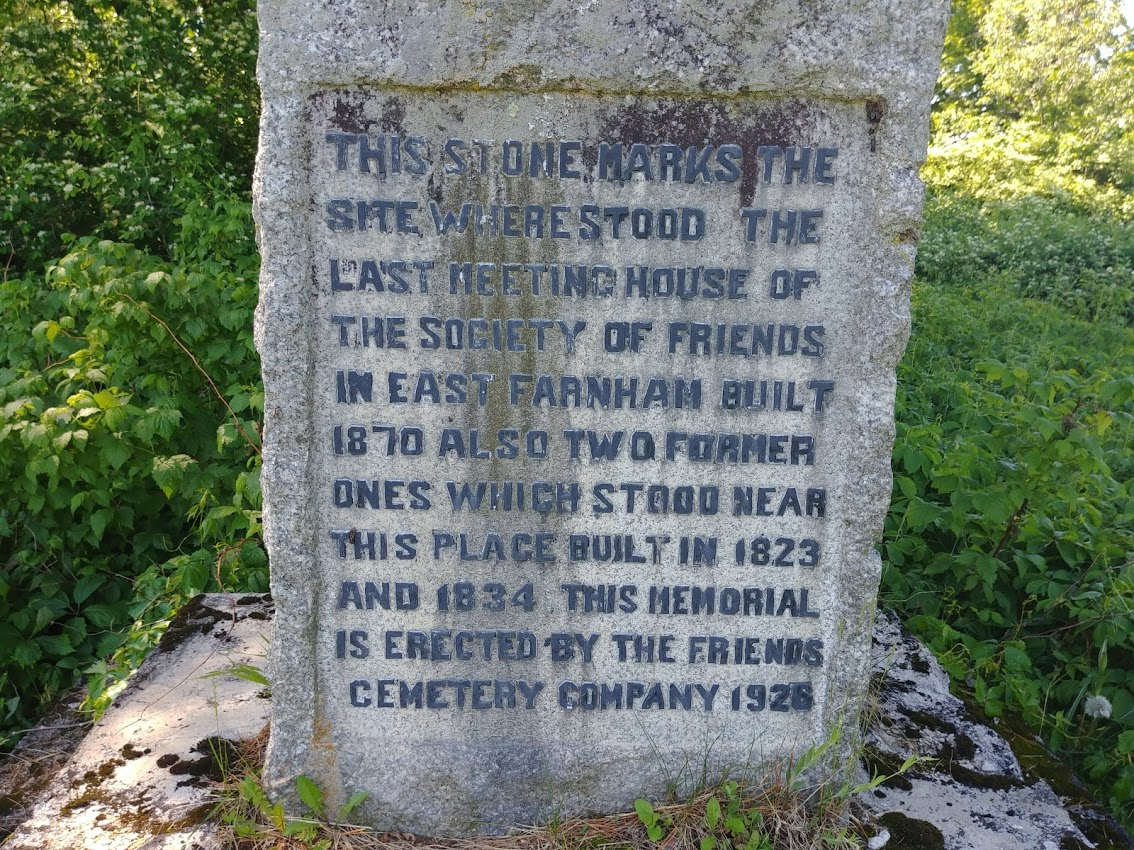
[1084,694,1112,719]
[867,828,891,849]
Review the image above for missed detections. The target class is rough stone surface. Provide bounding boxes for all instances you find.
[254,0,950,835]
[857,610,1134,850]
[3,594,272,850]
[5,602,1129,850]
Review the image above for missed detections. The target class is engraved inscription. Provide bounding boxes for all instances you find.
[308,92,859,725]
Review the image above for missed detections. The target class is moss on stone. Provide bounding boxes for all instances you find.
[877,811,945,850]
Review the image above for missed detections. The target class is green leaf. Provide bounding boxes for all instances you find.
[89,508,115,542]
[1117,731,1134,755]
[705,795,721,829]
[906,497,945,529]
[282,820,317,839]
[36,633,73,657]
[22,422,48,447]
[83,604,120,629]
[13,641,43,667]
[203,663,269,688]
[99,439,132,469]
[895,475,918,498]
[296,775,325,818]
[1002,645,1031,672]
[33,603,61,635]
[240,776,270,810]
[64,616,88,644]
[634,798,655,825]
[973,491,1013,525]
[974,555,1001,590]
[338,790,369,819]
[181,557,211,594]
[67,425,88,449]
[152,454,196,498]
[93,390,120,409]
[73,573,105,605]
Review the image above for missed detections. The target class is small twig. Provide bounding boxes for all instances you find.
[117,292,260,456]
[991,498,1028,559]
[7,720,90,736]
[1062,398,1083,435]
[130,596,245,725]
[216,536,261,588]
[40,355,75,372]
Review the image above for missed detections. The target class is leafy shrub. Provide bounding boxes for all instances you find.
[0,198,265,739]
[884,277,1134,823]
[0,0,261,740]
[0,0,258,276]
[917,192,1134,325]
[900,7,1134,822]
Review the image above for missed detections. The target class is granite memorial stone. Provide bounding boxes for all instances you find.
[254,0,949,835]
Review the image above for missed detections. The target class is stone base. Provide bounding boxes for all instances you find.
[3,598,1129,850]
[2,594,272,850]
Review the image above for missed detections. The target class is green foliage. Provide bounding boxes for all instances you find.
[917,191,1134,324]
[0,0,261,742]
[932,0,1134,199]
[0,199,265,736]
[884,276,1134,822]
[975,1,1123,133]
[889,0,1134,829]
[204,662,271,689]
[880,0,1134,829]
[923,1,1134,328]
[627,725,910,849]
[0,0,259,275]
[634,798,671,843]
[694,782,773,850]
[221,772,370,848]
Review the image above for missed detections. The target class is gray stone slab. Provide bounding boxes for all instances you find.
[4,595,272,850]
[859,610,1134,850]
[254,0,949,835]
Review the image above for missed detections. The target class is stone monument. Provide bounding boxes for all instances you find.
[254,0,949,835]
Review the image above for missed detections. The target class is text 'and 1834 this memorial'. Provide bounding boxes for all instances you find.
[253,1,950,836]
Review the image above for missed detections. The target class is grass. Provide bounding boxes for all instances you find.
[211,727,880,850]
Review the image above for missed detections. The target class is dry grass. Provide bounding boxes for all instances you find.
[215,728,868,850]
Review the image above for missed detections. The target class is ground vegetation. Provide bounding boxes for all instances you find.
[0,0,1132,833]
